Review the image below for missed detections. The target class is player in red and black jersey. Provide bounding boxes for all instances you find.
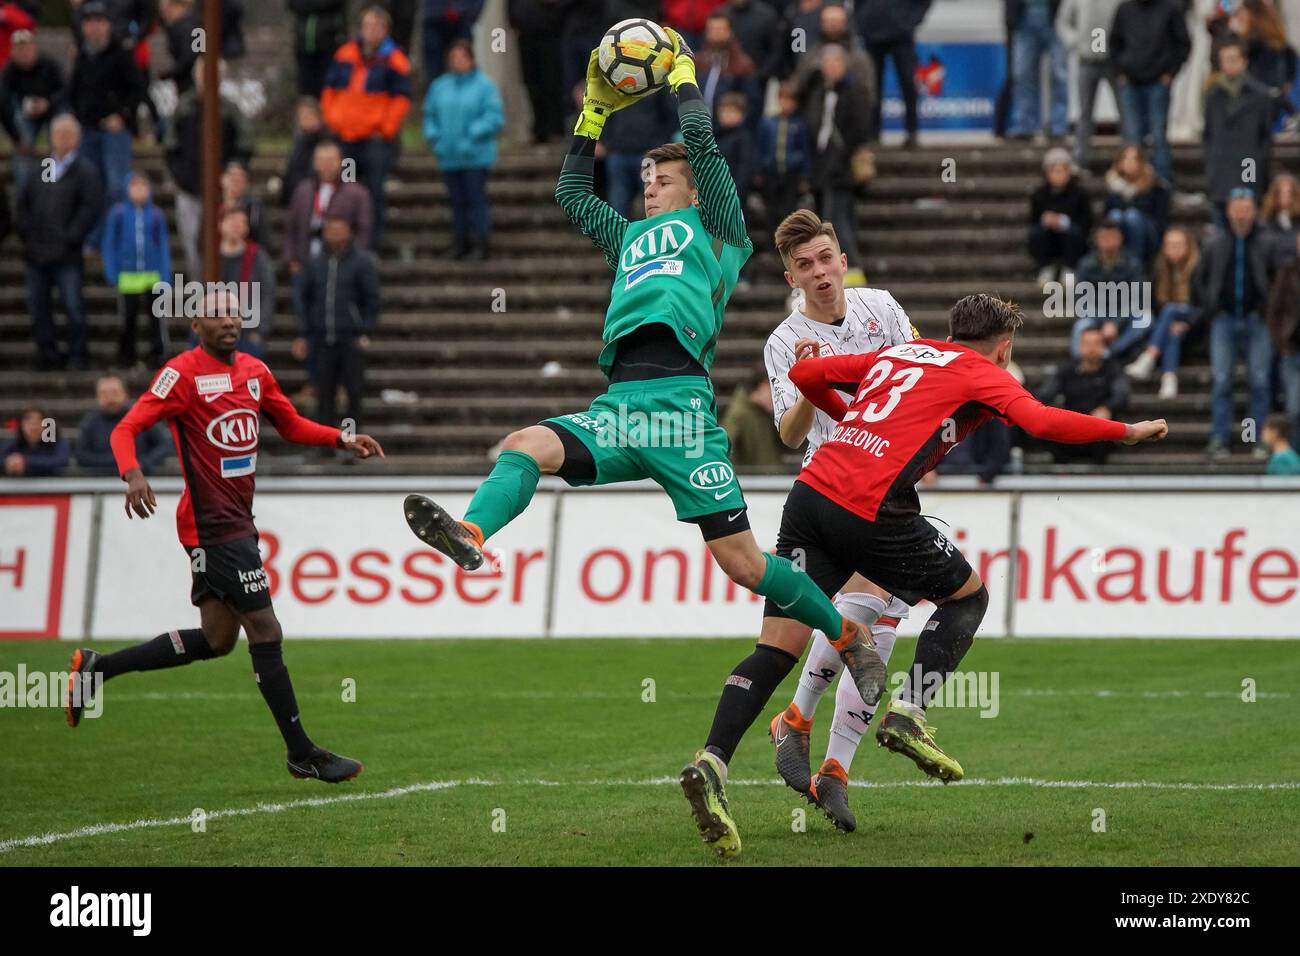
[64,292,385,784]
[688,294,1167,843]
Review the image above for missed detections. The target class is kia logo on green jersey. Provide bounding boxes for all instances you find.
[689,460,734,490]
[620,219,694,272]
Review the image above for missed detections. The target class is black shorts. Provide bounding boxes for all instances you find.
[762,481,973,618]
[186,535,272,613]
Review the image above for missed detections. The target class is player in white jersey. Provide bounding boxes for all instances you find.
[763,210,915,831]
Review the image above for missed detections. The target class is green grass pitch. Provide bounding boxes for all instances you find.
[2,636,1297,866]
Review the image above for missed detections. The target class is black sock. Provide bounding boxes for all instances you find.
[704,644,799,765]
[98,629,216,681]
[902,586,989,709]
[248,641,313,761]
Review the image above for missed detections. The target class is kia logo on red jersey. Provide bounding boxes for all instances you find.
[206,408,259,452]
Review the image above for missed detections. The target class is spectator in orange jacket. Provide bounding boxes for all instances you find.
[321,5,411,248]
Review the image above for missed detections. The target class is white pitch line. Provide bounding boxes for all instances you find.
[3,776,1298,855]
[97,687,1293,704]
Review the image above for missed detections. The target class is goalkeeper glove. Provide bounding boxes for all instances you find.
[664,27,697,93]
[574,49,635,140]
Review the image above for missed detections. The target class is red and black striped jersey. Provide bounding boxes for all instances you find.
[111,347,341,548]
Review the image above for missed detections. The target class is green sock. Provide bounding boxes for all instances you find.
[463,450,541,541]
[755,552,843,638]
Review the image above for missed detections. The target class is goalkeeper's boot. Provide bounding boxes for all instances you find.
[65,648,102,729]
[679,750,741,860]
[403,494,484,571]
[809,758,856,833]
[875,699,964,783]
[287,746,364,784]
[832,619,887,709]
[769,703,814,795]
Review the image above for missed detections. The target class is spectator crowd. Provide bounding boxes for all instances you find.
[3,0,1300,475]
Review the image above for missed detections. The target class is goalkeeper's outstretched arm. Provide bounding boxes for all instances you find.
[554,51,632,269]
[664,29,752,252]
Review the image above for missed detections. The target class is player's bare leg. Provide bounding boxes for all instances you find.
[65,598,238,728]
[238,605,362,783]
[876,570,989,782]
[404,425,565,570]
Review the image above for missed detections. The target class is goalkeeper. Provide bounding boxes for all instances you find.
[401,34,885,857]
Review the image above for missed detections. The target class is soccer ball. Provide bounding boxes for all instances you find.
[597,18,674,97]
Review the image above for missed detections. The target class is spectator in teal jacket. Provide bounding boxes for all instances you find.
[101,171,173,369]
[422,40,504,260]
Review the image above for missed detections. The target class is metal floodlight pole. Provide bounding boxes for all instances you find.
[200,0,223,283]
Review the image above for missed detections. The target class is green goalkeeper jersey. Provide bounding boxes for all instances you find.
[555,96,754,376]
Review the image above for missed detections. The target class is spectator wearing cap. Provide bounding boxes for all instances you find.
[67,0,146,249]
[101,169,171,369]
[1196,189,1275,460]
[1203,36,1276,227]
[854,0,932,147]
[422,40,504,260]
[1069,210,1147,359]
[0,28,65,195]
[1028,146,1092,287]
[1109,0,1190,184]
[75,374,172,475]
[2,406,70,476]
[321,5,411,250]
[0,2,35,69]
[17,114,103,371]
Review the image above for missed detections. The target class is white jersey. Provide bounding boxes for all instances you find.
[764,286,918,468]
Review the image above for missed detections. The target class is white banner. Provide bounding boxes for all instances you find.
[90,493,555,638]
[0,495,90,639]
[0,485,1295,639]
[1013,493,1299,637]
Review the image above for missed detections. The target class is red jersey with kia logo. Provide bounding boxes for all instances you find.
[111,347,342,548]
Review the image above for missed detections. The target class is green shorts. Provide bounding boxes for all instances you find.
[544,376,748,521]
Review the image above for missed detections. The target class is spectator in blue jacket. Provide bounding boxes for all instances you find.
[102,170,173,369]
[75,374,172,475]
[423,40,504,260]
[756,81,812,230]
[420,0,482,88]
[2,406,70,477]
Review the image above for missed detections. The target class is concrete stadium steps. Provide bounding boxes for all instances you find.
[4,138,1295,476]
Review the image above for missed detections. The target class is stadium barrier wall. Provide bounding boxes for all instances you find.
[1,477,1297,640]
